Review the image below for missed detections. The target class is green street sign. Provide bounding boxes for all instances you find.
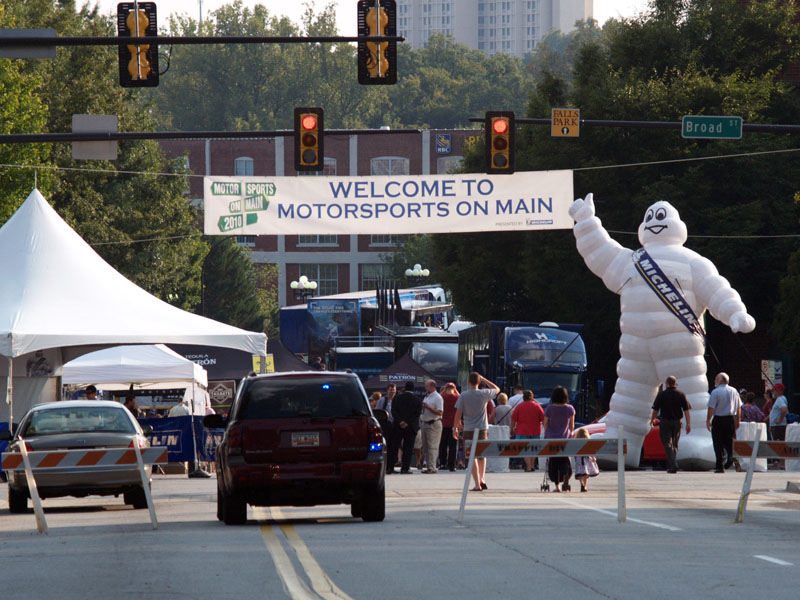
[218,213,244,232]
[243,194,269,211]
[682,115,742,139]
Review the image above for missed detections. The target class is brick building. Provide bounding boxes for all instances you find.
[160,128,479,308]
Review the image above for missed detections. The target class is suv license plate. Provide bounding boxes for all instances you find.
[291,432,320,447]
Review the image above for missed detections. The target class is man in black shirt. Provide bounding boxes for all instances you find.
[650,376,692,473]
[390,381,423,474]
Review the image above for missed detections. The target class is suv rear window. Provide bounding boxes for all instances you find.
[238,377,369,419]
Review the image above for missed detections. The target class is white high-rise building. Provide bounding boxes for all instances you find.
[396,1,593,58]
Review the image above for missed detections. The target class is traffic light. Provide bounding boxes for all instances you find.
[294,107,324,172]
[357,0,397,85]
[485,111,515,174]
[117,2,159,87]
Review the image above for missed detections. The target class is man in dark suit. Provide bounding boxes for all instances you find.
[391,381,423,474]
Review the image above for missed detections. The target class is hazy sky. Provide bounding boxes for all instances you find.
[94,1,652,35]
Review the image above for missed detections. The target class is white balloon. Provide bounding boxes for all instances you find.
[570,194,755,469]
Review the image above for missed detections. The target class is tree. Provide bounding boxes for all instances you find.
[7,0,206,309]
[434,0,800,384]
[202,237,268,332]
[0,4,51,223]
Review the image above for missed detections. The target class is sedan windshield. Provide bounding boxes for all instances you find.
[21,407,136,436]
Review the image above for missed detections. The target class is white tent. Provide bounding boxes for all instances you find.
[0,190,266,423]
[62,344,209,413]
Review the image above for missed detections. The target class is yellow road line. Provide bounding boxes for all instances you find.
[257,507,355,600]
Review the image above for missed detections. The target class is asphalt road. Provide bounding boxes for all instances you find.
[1,468,798,600]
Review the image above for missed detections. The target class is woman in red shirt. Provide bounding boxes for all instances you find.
[511,390,545,472]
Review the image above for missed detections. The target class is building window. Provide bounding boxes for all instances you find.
[300,264,338,296]
[370,156,410,176]
[236,235,255,247]
[298,235,338,245]
[234,156,254,176]
[370,234,410,246]
[297,157,337,176]
[361,264,390,290]
[437,155,464,174]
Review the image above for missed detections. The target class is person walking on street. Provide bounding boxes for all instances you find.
[391,381,423,474]
[438,382,460,471]
[420,379,444,473]
[510,390,545,472]
[706,372,742,473]
[769,383,789,469]
[543,386,575,491]
[650,376,692,473]
[377,384,399,472]
[453,372,499,491]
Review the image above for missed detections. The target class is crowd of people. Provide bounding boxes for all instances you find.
[372,370,794,490]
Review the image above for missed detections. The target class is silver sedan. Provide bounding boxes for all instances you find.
[1,400,153,513]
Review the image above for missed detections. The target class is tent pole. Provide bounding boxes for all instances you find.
[6,357,12,432]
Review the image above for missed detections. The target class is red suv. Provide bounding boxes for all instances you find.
[205,372,386,524]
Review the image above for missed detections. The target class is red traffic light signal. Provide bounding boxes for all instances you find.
[357,0,397,85]
[485,111,515,174]
[117,2,159,88]
[294,107,324,172]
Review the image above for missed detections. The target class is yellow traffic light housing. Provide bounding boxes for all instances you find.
[485,111,515,174]
[357,0,397,85]
[294,107,324,172]
[117,2,159,88]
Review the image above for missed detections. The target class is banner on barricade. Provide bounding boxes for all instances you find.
[203,171,574,235]
[465,438,625,458]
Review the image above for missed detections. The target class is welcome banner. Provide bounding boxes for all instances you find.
[203,170,574,235]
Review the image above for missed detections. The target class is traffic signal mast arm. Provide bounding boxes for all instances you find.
[0,34,405,47]
[468,117,800,135]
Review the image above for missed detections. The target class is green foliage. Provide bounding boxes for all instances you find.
[202,237,268,332]
[437,0,800,381]
[2,0,206,310]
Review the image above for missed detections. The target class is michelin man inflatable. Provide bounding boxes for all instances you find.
[569,194,755,468]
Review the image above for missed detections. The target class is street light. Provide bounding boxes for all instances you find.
[290,275,318,302]
[404,263,430,285]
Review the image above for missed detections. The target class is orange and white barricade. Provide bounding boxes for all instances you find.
[459,428,628,524]
[732,437,800,523]
[2,441,168,534]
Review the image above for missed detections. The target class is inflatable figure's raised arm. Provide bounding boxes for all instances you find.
[690,256,756,334]
[569,193,633,294]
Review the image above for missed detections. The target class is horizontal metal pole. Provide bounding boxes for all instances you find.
[0,128,422,144]
[0,35,404,47]
[468,116,800,134]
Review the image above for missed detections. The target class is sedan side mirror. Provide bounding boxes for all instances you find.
[0,429,12,441]
[140,424,153,435]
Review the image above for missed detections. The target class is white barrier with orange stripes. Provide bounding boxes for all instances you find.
[2,442,168,534]
[732,430,800,523]
[458,428,628,524]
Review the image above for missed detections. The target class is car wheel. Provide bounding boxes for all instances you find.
[216,485,223,521]
[221,488,247,525]
[350,500,362,519]
[8,486,28,514]
[360,485,385,522]
[125,486,148,510]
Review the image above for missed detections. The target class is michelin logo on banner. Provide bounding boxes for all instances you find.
[203,171,574,235]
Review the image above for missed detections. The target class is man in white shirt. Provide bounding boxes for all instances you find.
[507,384,525,410]
[421,379,444,473]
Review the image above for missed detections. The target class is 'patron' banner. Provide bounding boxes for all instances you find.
[203,171,574,235]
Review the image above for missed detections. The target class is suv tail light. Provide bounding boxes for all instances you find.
[227,425,243,456]
[368,418,383,453]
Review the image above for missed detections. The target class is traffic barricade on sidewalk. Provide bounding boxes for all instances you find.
[2,440,168,534]
[459,428,628,524]
[732,435,800,523]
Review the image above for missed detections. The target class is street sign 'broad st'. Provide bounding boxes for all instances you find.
[682,115,743,139]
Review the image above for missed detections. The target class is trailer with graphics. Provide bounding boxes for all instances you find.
[456,321,592,421]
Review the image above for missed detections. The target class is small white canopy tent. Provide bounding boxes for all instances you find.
[62,344,209,413]
[0,190,266,425]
